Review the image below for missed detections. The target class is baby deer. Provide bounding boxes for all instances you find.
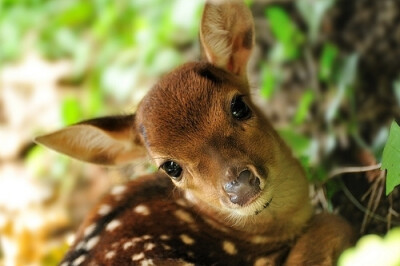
[36,0,353,265]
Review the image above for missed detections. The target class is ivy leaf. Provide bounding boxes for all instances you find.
[381,121,400,195]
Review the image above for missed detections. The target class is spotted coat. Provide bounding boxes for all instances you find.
[60,173,290,266]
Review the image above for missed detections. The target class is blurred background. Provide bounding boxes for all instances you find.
[0,0,399,265]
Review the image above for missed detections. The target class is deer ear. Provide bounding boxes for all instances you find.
[200,0,255,77]
[34,115,147,166]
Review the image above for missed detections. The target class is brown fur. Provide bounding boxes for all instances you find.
[35,1,353,265]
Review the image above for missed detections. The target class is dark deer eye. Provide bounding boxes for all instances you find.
[161,161,183,180]
[231,95,252,120]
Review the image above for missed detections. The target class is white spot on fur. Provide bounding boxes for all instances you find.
[123,237,142,250]
[132,252,145,261]
[134,204,150,215]
[174,209,195,224]
[106,219,121,232]
[75,241,84,250]
[132,237,142,244]
[98,204,112,216]
[123,241,133,250]
[141,259,155,266]
[254,257,272,266]
[84,223,96,237]
[144,242,156,251]
[72,255,86,266]
[223,240,237,255]
[105,250,116,259]
[85,236,100,250]
[143,235,152,240]
[180,234,195,245]
[60,262,68,266]
[160,234,170,240]
[111,185,126,195]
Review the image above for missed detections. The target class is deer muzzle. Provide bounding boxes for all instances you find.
[223,169,261,206]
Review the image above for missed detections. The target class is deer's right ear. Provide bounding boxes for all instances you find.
[34,115,147,166]
[200,0,255,78]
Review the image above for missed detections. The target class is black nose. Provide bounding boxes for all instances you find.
[223,169,261,205]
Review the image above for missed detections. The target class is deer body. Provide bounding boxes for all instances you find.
[36,1,353,265]
[62,173,292,265]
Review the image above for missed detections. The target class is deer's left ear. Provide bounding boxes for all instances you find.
[200,0,255,78]
[34,115,147,166]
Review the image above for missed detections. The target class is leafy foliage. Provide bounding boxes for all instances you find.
[61,96,83,125]
[338,227,400,266]
[0,0,202,119]
[261,7,304,99]
[295,0,334,43]
[265,7,304,60]
[293,90,315,125]
[381,121,400,195]
[325,53,358,123]
[319,43,338,82]
[261,1,400,228]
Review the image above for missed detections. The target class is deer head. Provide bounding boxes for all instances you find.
[35,0,312,238]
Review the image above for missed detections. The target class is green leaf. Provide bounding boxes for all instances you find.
[337,53,358,87]
[260,65,276,99]
[88,84,102,116]
[278,129,311,156]
[56,1,94,27]
[296,0,334,43]
[319,43,338,81]
[381,121,400,195]
[265,7,303,60]
[266,7,293,44]
[294,89,315,125]
[61,96,82,125]
[325,53,358,122]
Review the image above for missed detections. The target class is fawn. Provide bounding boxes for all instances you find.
[35,0,353,265]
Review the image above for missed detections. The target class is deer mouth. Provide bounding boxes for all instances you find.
[253,197,273,215]
[224,191,272,217]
